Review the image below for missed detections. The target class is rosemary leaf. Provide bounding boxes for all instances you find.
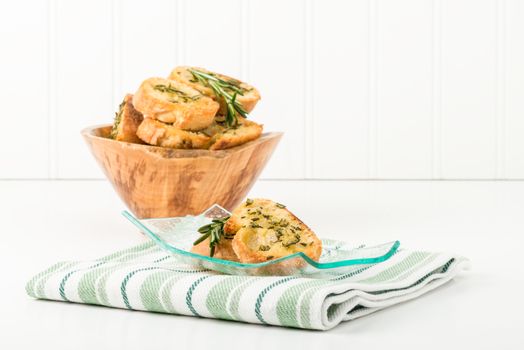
[193,231,211,245]
[198,223,213,233]
[110,98,126,139]
[193,216,230,257]
[188,68,249,127]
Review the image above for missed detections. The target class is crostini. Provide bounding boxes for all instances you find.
[208,118,263,151]
[219,199,322,263]
[136,117,211,149]
[110,94,144,144]
[168,66,261,115]
[133,77,219,131]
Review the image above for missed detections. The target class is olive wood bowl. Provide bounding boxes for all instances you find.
[82,124,282,218]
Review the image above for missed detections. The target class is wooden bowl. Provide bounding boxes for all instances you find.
[82,125,282,218]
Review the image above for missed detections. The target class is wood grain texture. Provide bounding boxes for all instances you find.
[82,125,282,218]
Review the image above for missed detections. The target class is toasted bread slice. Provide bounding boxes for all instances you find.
[208,118,263,150]
[168,66,261,114]
[133,77,219,130]
[136,117,211,149]
[227,199,322,263]
[190,236,239,262]
[110,94,144,144]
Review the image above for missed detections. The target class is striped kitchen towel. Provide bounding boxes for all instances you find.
[26,241,470,330]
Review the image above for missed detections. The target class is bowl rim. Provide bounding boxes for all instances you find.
[81,123,283,159]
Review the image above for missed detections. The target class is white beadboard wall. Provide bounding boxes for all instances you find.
[1,0,524,180]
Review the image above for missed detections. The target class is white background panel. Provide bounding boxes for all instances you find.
[440,0,497,178]
[0,0,48,178]
[55,0,113,178]
[505,0,524,179]
[376,0,433,178]
[248,0,306,179]
[184,0,242,77]
[119,0,178,98]
[311,0,369,179]
[1,0,524,180]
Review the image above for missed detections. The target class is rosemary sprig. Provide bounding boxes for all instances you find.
[188,69,248,127]
[193,216,230,257]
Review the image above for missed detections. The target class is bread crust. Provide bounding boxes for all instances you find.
[190,236,239,262]
[228,199,322,263]
[209,118,263,150]
[136,117,211,149]
[133,77,219,130]
[168,66,261,114]
[110,94,144,144]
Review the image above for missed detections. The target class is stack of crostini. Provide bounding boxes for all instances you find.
[110,67,263,150]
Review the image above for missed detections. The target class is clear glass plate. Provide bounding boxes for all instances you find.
[122,205,400,278]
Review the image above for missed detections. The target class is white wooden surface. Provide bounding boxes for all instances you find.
[1,180,523,349]
[1,0,524,180]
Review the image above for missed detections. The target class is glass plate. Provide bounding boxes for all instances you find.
[122,205,400,278]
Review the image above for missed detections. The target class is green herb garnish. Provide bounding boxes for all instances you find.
[154,84,186,95]
[154,84,201,103]
[188,69,248,127]
[193,216,230,257]
[282,233,301,247]
[110,98,126,139]
[276,203,286,209]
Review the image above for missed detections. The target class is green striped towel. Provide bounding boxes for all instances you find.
[26,241,469,330]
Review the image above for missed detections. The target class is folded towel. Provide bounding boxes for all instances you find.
[26,241,469,330]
